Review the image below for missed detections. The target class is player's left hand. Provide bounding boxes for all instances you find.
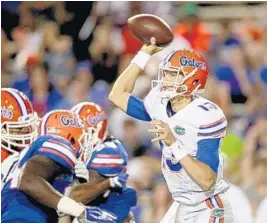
[148,120,176,146]
[77,206,117,223]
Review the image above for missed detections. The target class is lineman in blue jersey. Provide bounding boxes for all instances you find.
[65,102,136,223]
[109,38,234,222]
[1,110,117,223]
[77,135,137,223]
[59,136,136,223]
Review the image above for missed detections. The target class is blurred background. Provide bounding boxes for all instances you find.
[1,1,267,222]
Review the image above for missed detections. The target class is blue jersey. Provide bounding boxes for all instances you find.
[88,187,137,223]
[1,135,78,223]
[86,137,136,223]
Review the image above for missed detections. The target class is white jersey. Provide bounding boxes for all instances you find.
[255,196,267,223]
[144,87,229,205]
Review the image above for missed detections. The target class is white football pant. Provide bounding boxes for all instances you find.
[160,193,234,223]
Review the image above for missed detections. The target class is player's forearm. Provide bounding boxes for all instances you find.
[109,64,142,111]
[19,155,86,218]
[69,179,110,204]
[19,174,62,209]
[180,156,216,191]
[114,63,142,93]
[125,63,143,93]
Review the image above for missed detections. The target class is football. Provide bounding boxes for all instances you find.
[127,14,174,46]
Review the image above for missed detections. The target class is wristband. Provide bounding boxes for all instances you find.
[169,140,189,162]
[130,51,151,70]
[57,196,85,217]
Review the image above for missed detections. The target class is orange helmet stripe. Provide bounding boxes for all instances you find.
[4,88,28,116]
[163,49,177,63]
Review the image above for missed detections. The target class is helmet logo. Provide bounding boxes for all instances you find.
[60,115,81,127]
[179,56,206,71]
[1,108,13,119]
[87,112,106,126]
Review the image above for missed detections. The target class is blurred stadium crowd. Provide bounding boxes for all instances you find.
[1,1,267,223]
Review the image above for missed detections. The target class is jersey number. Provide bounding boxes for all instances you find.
[198,102,217,111]
[165,158,182,172]
[160,141,183,172]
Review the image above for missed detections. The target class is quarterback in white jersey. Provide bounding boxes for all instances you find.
[109,37,234,222]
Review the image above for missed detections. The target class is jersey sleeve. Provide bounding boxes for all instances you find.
[195,100,227,173]
[126,95,151,121]
[35,138,78,171]
[127,87,160,121]
[196,138,221,173]
[143,87,159,119]
[197,108,227,139]
[107,188,137,222]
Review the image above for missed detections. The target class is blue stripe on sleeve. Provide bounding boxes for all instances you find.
[126,95,152,121]
[196,138,220,173]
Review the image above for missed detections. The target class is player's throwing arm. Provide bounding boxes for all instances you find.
[109,14,171,115]
[109,37,163,116]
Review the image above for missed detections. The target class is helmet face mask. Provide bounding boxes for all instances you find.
[78,126,94,160]
[92,120,108,148]
[1,113,39,153]
[152,64,189,99]
[78,124,107,161]
[71,102,108,157]
[1,88,39,154]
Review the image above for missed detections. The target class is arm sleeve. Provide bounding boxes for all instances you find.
[126,95,152,121]
[196,138,221,173]
[35,140,77,171]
